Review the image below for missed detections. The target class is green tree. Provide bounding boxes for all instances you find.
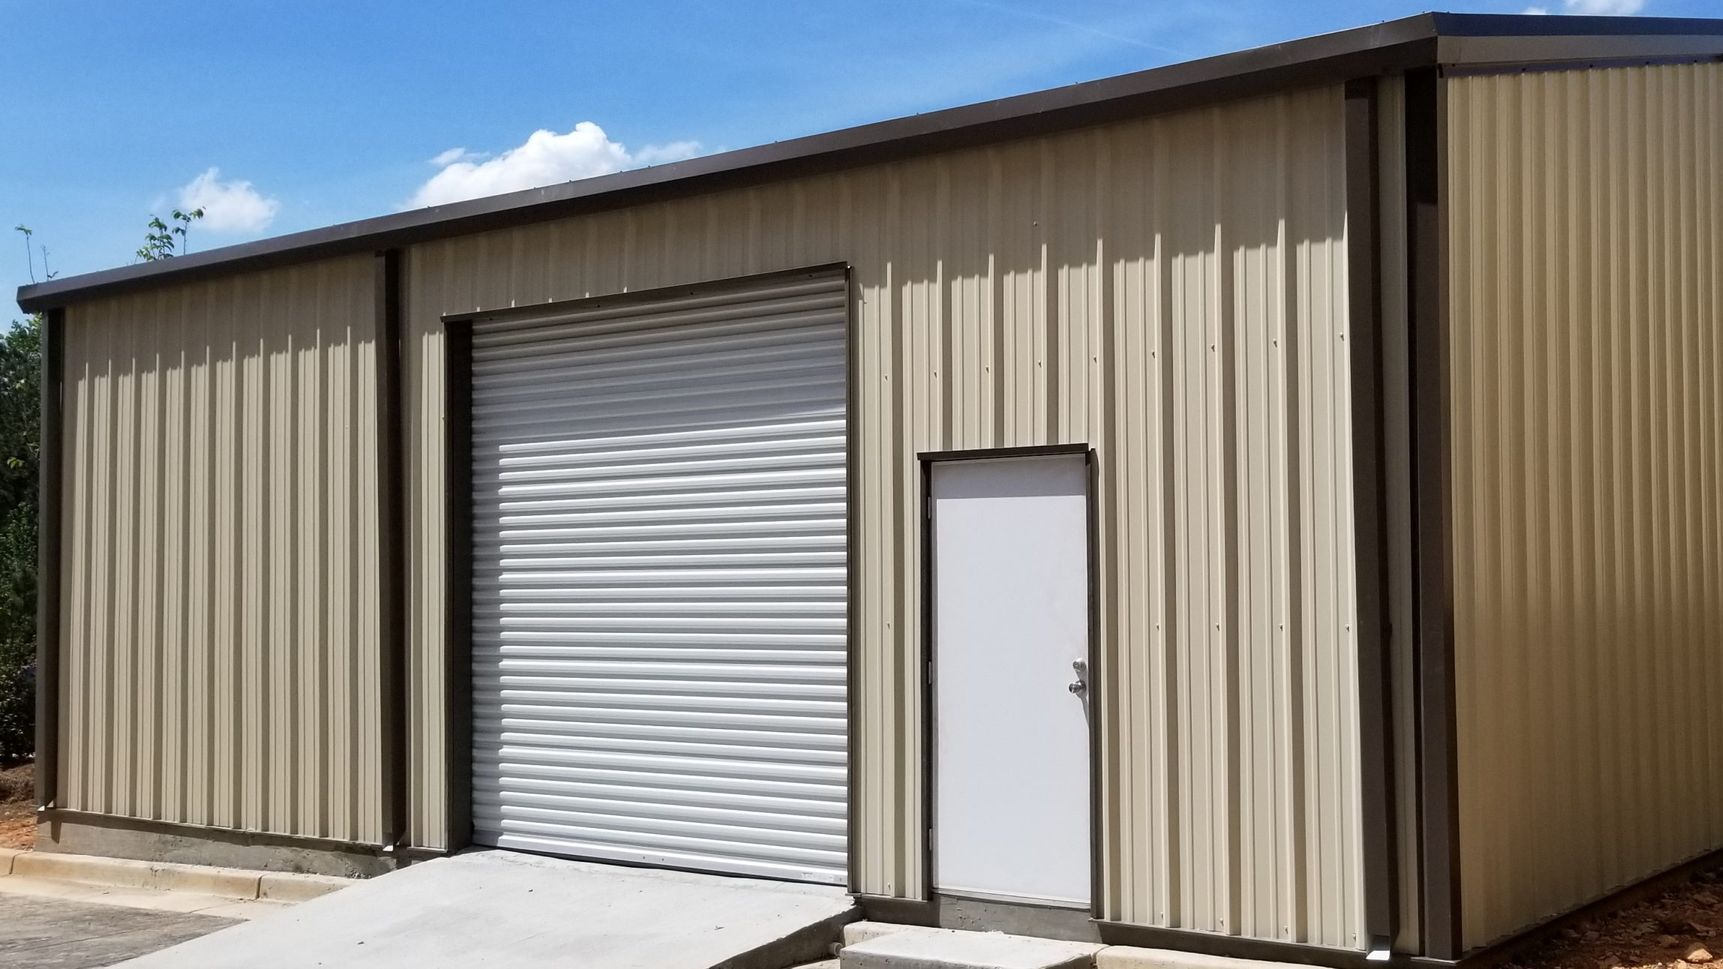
[0,315,37,763]
[0,225,46,762]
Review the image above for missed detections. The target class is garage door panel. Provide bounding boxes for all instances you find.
[471,271,849,885]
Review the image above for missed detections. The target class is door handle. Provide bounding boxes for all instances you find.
[1068,659,1088,695]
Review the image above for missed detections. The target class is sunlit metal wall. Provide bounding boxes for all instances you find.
[57,255,384,844]
[404,85,1365,946]
[1447,61,1723,950]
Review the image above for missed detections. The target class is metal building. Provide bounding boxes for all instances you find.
[16,13,1723,967]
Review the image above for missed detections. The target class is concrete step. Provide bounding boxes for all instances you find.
[840,925,1102,969]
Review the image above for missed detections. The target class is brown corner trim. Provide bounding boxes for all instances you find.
[1404,65,1463,959]
[1345,76,1400,953]
[444,319,476,852]
[375,250,408,849]
[34,307,64,811]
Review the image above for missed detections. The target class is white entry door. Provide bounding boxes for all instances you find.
[930,452,1092,908]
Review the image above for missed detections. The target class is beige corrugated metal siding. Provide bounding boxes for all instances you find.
[1447,61,1723,950]
[405,85,1365,946]
[57,255,384,844]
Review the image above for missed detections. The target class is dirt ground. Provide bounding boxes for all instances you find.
[1507,863,1723,969]
[0,763,32,851]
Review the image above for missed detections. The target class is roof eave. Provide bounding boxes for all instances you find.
[19,11,1723,314]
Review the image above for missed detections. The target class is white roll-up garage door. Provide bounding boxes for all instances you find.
[469,270,849,884]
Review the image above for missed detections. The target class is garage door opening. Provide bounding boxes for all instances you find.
[467,269,851,885]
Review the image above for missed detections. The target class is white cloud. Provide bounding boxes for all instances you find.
[430,147,481,167]
[1563,0,1645,12]
[1525,0,1643,13]
[408,122,703,209]
[633,140,704,167]
[177,168,280,234]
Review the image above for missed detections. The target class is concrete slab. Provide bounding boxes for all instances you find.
[0,891,237,969]
[840,926,1101,969]
[115,848,858,969]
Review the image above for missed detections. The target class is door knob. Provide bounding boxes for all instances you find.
[1068,659,1088,695]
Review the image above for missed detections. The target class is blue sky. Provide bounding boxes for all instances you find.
[4,0,1706,312]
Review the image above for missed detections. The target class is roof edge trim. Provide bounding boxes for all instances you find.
[19,12,1723,313]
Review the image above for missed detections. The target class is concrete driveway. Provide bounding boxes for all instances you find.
[118,849,855,969]
[0,892,236,968]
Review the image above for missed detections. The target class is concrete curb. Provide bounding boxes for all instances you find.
[0,847,22,876]
[3,850,353,903]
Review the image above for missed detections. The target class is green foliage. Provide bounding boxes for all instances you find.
[136,208,204,262]
[0,316,36,764]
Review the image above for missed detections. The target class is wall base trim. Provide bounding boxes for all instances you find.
[36,809,399,879]
[856,894,1098,942]
[1095,922,1373,968]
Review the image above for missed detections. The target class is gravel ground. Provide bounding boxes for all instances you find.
[1505,864,1723,969]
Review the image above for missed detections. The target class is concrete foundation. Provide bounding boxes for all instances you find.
[37,812,397,878]
[840,926,1101,969]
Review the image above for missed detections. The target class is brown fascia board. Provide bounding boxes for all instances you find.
[17,11,1723,314]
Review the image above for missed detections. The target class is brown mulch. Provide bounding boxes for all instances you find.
[1506,864,1723,969]
[0,761,33,850]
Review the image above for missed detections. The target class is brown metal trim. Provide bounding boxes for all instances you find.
[443,319,475,851]
[917,443,1093,464]
[857,894,942,926]
[375,251,408,849]
[1083,447,1101,919]
[842,265,859,893]
[38,807,395,856]
[1404,66,1462,960]
[917,444,1099,913]
[7,19,1467,314]
[441,263,852,328]
[34,307,64,811]
[918,456,936,903]
[23,17,1723,314]
[1442,52,1722,78]
[1094,921,1377,968]
[1426,12,1723,36]
[1345,76,1399,953]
